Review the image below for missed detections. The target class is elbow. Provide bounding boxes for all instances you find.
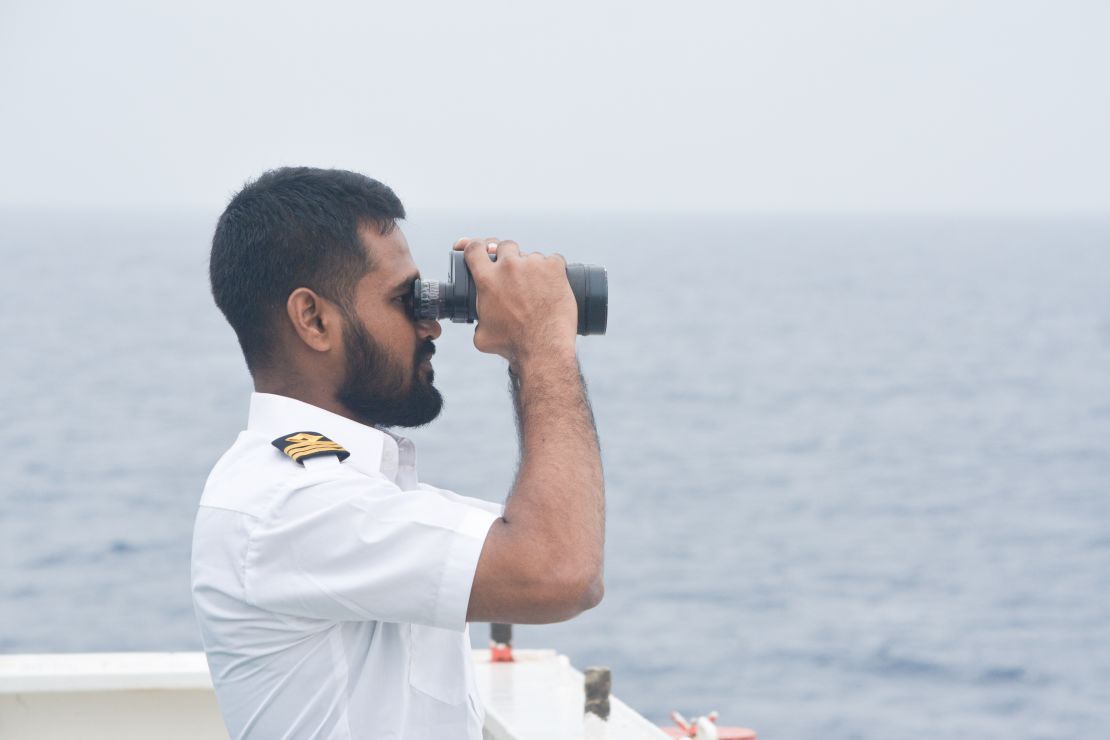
[580,572,604,611]
[545,564,604,621]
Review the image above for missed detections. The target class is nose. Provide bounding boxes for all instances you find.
[417,317,442,341]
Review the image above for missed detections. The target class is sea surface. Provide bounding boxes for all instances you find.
[2,209,1109,738]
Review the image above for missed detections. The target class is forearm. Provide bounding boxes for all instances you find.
[503,350,605,588]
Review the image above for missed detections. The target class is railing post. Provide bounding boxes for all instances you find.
[584,666,611,720]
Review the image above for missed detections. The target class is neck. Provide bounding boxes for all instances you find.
[253,372,369,428]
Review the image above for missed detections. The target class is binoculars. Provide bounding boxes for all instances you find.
[412,251,608,336]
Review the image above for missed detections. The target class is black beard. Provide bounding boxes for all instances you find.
[336,319,443,428]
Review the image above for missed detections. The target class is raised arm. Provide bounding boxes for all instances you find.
[459,238,605,624]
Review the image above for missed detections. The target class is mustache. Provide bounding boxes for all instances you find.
[419,341,436,360]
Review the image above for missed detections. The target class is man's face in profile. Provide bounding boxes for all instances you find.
[335,225,443,428]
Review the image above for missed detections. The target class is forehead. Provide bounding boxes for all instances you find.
[357,224,417,288]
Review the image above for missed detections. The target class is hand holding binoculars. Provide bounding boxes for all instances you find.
[412,250,608,336]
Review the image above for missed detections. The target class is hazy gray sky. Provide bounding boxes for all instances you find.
[2,0,1107,213]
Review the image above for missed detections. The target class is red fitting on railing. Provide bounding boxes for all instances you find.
[490,623,513,662]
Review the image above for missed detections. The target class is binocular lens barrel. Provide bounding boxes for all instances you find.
[413,251,608,336]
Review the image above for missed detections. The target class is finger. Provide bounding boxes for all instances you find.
[462,238,496,280]
[495,239,520,260]
[453,236,471,251]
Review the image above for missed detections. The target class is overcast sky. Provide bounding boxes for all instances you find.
[1,0,1107,214]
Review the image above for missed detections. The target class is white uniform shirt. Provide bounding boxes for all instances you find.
[191,392,502,739]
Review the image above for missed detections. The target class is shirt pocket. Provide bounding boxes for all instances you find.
[409,623,468,706]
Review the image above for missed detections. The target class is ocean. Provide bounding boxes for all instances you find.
[2,209,1108,738]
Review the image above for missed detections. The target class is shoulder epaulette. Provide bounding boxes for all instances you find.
[271,431,350,465]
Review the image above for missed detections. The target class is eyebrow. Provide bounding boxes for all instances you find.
[389,272,420,295]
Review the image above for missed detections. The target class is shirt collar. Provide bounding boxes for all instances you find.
[247,392,410,481]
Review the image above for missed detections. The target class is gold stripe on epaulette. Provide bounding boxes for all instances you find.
[284,441,345,456]
[271,432,351,465]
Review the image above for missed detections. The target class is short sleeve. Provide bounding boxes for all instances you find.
[244,469,500,631]
[415,482,505,517]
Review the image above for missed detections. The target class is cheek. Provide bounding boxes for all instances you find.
[378,320,417,362]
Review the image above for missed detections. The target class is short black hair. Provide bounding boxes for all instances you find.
[209,167,405,374]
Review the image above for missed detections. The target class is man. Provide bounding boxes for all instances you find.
[191,167,605,739]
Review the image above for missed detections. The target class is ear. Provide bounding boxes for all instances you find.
[285,287,339,353]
